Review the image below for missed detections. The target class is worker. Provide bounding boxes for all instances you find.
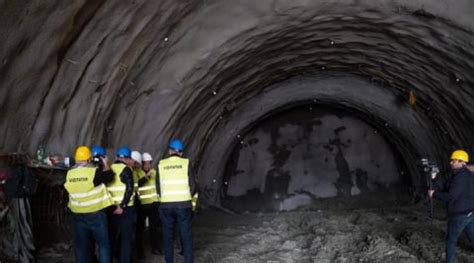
[429,150,474,263]
[130,150,146,259]
[131,150,143,192]
[63,146,114,263]
[91,145,107,170]
[137,152,161,256]
[107,146,136,263]
[157,138,196,263]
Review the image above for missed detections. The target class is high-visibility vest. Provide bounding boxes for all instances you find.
[107,163,135,207]
[133,168,143,193]
[64,166,113,213]
[137,169,160,204]
[158,156,191,203]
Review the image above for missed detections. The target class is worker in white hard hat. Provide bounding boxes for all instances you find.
[130,150,146,259]
[137,152,161,256]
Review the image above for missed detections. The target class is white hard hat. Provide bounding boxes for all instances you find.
[131,151,142,164]
[142,152,153,162]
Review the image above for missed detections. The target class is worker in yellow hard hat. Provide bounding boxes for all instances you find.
[64,145,114,263]
[428,149,474,263]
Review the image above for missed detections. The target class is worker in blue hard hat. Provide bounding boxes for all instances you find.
[106,146,136,263]
[157,138,197,263]
[64,146,114,263]
[91,145,107,170]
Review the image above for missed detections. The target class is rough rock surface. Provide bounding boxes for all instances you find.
[0,0,473,206]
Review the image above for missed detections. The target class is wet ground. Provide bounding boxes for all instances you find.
[35,202,474,263]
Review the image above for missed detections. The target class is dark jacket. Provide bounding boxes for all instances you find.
[434,166,474,216]
[114,160,134,209]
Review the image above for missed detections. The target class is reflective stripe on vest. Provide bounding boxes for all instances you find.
[108,163,135,206]
[158,157,191,203]
[64,167,113,213]
[138,169,160,204]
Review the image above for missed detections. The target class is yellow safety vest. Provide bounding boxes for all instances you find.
[64,166,113,213]
[107,163,135,207]
[158,156,191,203]
[133,168,144,193]
[138,169,160,204]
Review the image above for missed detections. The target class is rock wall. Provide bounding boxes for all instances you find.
[0,0,472,207]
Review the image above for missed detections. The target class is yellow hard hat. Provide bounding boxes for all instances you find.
[450,150,469,163]
[75,146,92,161]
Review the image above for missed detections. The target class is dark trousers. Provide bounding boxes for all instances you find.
[108,207,136,263]
[446,212,474,263]
[137,202,161,255]
[159,207,193,263]
[72,211,110,263]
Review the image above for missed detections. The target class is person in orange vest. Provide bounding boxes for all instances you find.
[137,152,161,256]
[106,146,135,263]
[64,146,114,263]
[157,139,196,263]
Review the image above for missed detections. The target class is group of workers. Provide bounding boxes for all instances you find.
[428,149,474,263]
[64,138,196,263]
[63,137,473,263]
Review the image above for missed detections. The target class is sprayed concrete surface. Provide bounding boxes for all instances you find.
[0,1,473,207]
[36,203,474,263]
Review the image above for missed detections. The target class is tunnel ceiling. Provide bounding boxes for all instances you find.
[0,0,473,201]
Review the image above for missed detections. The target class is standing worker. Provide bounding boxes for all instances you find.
[131,150,145,259]
[429,150,474,263]
[157,139,196,263]
[107,147,136,263]
[64,146,114,263]
[137,152,161,256]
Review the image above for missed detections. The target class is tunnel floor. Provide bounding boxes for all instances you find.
[35,203,474,263]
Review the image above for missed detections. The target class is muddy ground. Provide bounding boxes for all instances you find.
[34,202,474,263]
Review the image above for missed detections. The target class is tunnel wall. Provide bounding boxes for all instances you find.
[222,105,406,212]
[0,0,473,208]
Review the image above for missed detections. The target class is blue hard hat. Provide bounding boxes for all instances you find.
[91,145,106,157]
[169,139,184,151]
[116,146,131,158]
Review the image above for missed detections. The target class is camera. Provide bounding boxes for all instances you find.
[92,155,104,169]
[420,158,440,174]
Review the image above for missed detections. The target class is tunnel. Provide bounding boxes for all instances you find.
[0,0,473,261]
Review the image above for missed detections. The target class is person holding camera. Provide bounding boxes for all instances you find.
[64,146,114,263]
[91,146,107,170]
[428,150,474,263]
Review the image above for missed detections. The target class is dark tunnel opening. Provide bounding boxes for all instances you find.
[220,103,412,213]
[196,74,436,210]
